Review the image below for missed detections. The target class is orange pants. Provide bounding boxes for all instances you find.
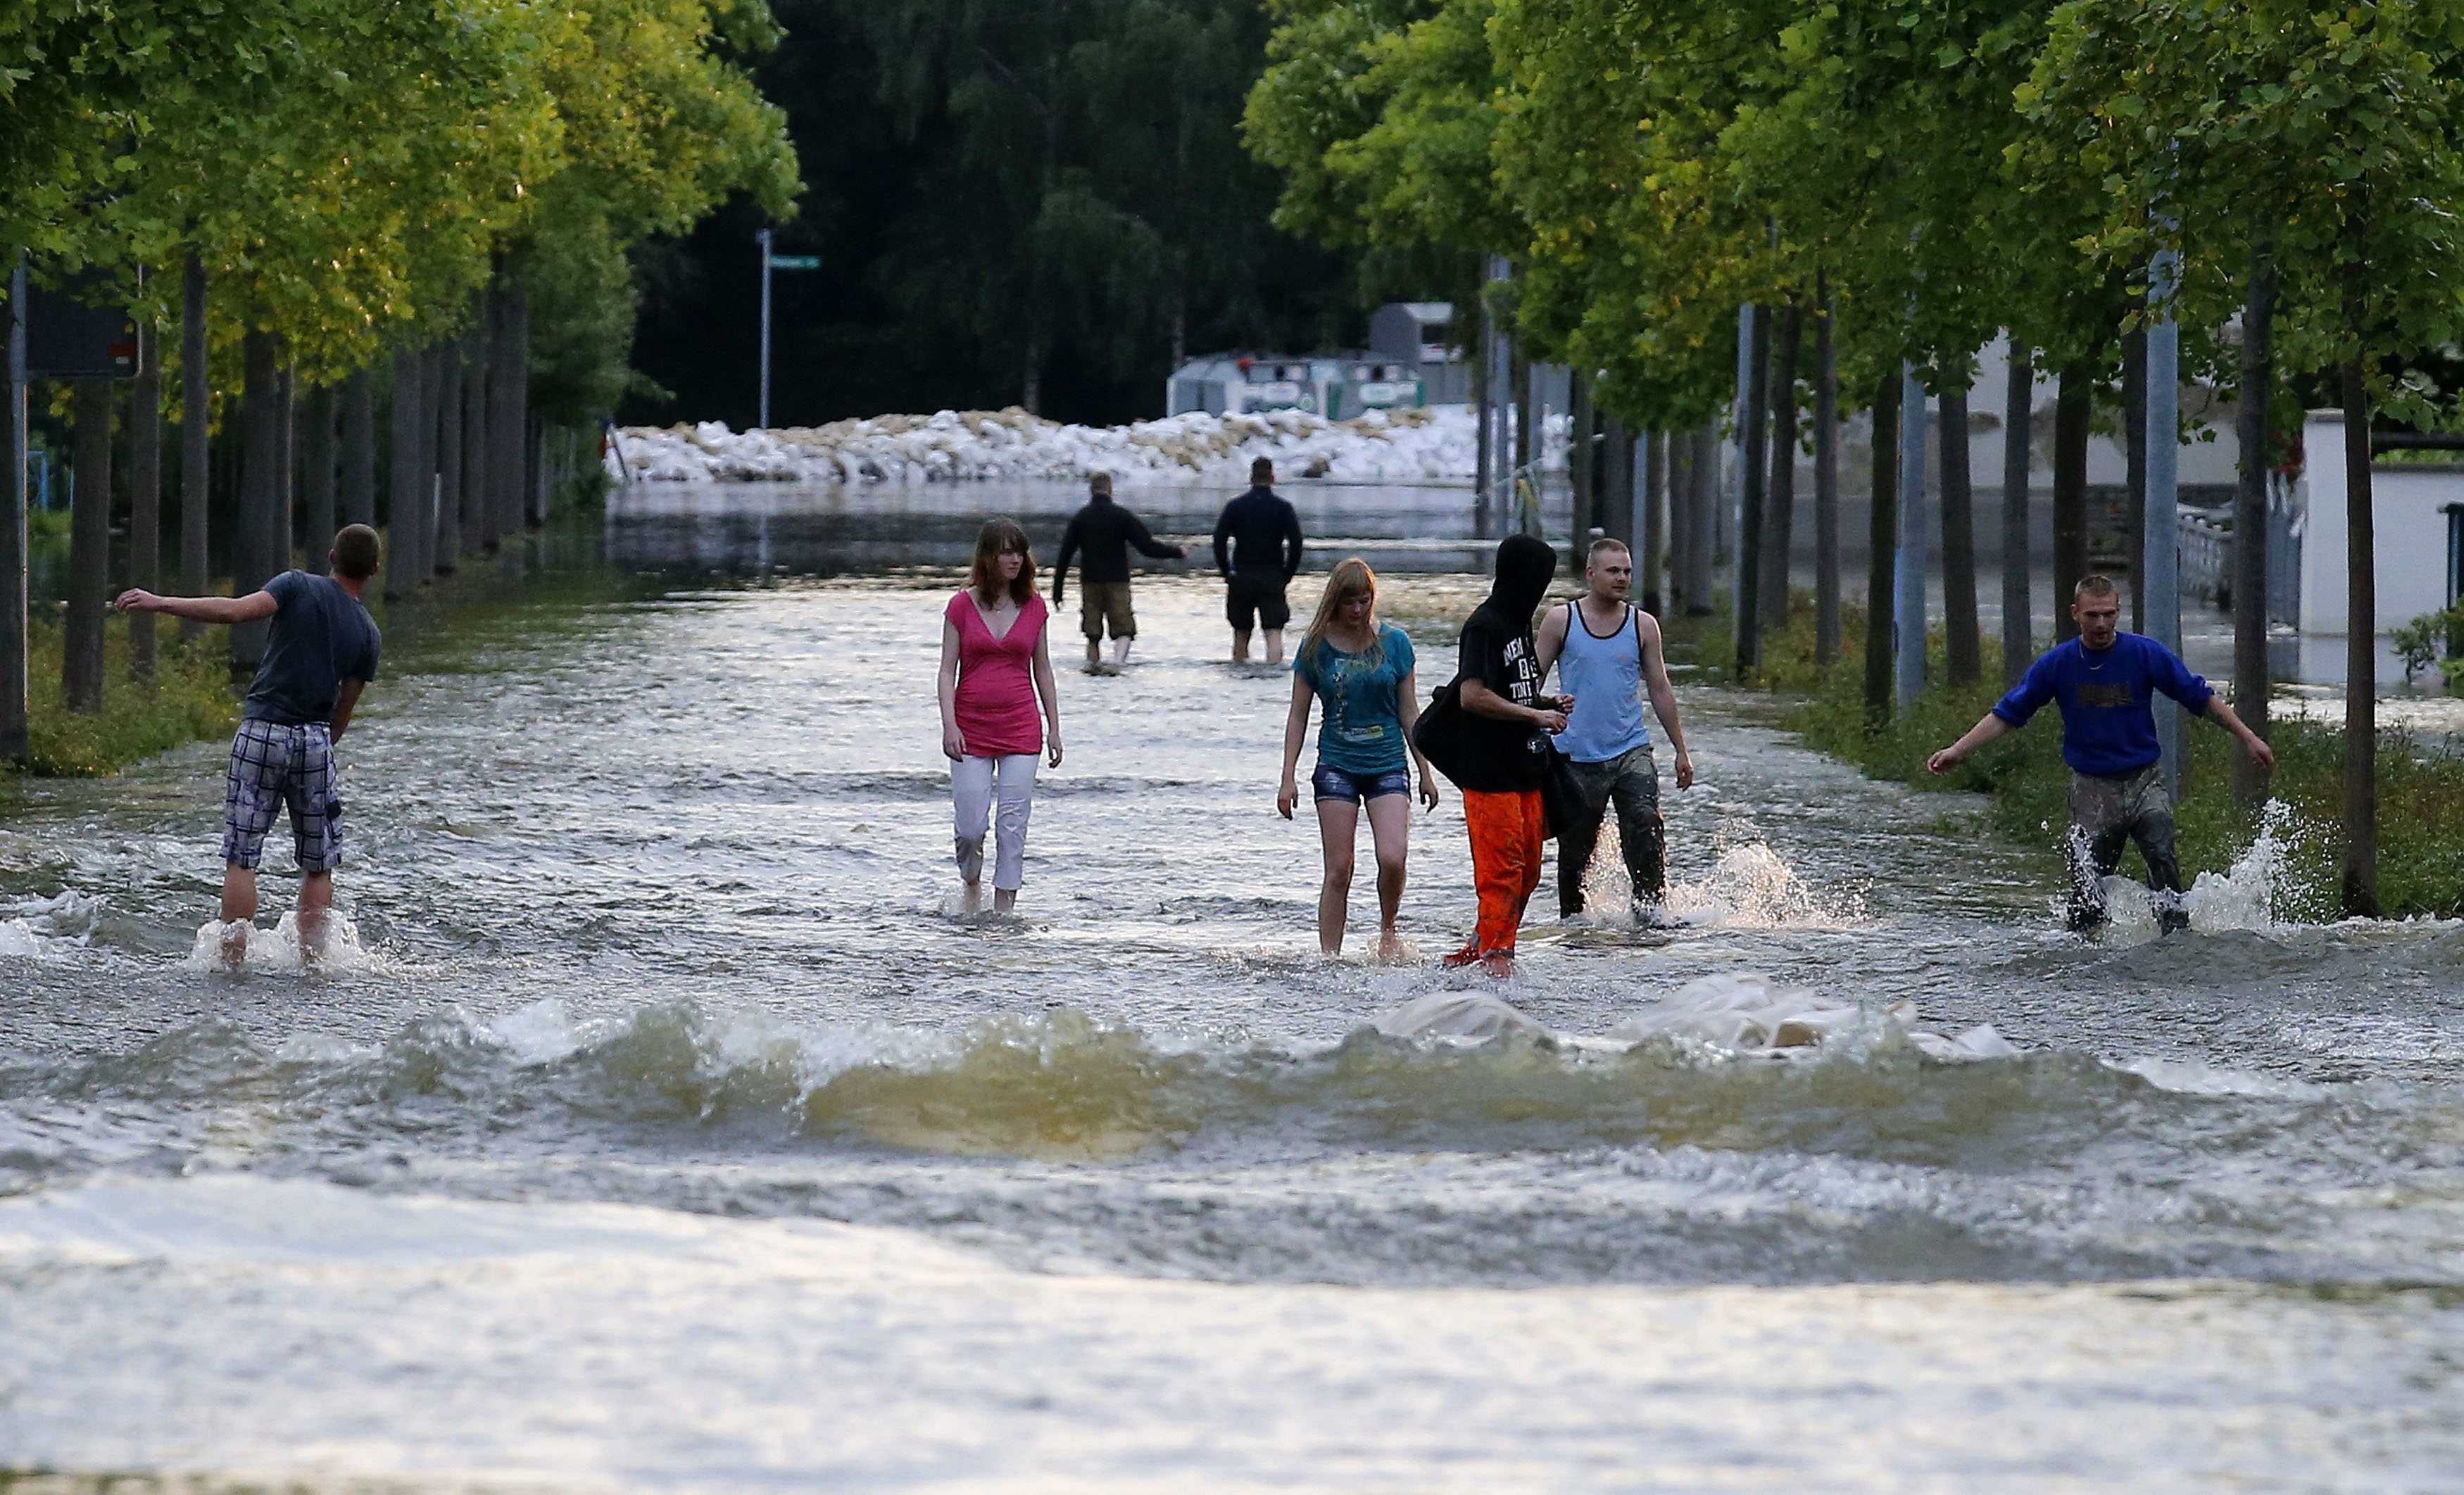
[1461,788,1545,954]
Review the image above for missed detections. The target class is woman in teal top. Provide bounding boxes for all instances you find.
[1276,558,1440,957]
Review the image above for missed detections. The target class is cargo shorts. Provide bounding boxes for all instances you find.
[222,719,345,873]
[1079,581,1136,641]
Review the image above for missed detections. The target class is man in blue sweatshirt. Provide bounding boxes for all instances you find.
[1928,574,2274,933]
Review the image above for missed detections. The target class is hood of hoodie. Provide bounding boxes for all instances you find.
[1471,533,1558,633]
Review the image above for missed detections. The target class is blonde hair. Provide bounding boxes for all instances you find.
[1300,557,1383,671]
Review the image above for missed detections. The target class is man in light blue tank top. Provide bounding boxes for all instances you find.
[1535,538,1696,923]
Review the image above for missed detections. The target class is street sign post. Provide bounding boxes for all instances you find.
[757,234,821,430]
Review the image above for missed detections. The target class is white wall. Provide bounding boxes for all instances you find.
[2296,410,2464,634]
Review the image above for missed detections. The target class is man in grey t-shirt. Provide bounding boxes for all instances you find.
[117,524,384,966]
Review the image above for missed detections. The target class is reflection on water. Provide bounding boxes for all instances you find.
[2,483,2460,1491]
[603,477,1570,575]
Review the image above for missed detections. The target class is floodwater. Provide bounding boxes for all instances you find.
[2,480,2460,1491]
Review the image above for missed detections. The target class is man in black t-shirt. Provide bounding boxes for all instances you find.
[118,524,384,967]
[1211,456,1305,664]
[1052,473,1185,673]
[1433,534,1568,974]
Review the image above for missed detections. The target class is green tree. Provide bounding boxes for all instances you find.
[2021,0,2464,914]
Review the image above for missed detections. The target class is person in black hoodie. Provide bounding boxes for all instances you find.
[1052,473,1186,673]
[1211,456,1305,664]
[1434,534,1569,975]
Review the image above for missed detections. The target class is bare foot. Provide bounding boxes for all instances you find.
[1378,930,1407,963]
[960,880,983,914]
[993,888,1018,914]
[219,923,248,973]
[1478,950,1516,979]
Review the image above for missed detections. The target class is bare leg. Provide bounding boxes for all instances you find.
[296,870,335,963]
[1264,628,1285,665]
[1084,637,1102,672]
[1233,626,1252,664]
[1365,792,1411,959]
[1314,796,1358,954]
[994,886,1017,913]
[218,863,258,969]
[1111,636,1132,667]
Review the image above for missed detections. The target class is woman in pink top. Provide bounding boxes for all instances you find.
[938,517,1064,911]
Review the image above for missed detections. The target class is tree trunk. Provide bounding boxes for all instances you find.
[1510,350,1531,478]
[2232,248,2278,813]
[1814,288,1841,666]
[2123,322,2148,627]
[417,343,444,576]
[510,276,534,530]
[129,320,162,681]
[1471,308,1490,538]
[1940,373,1981,686]
[1602,414,1633,560]
[1644,429,1668,618]
[1864,370,1902,726]
[2341,336,2376,917]
[489,279,520,550]
[232,329,284,667]
[1665,431,1689,612]
[2001,341,2035,683]
[65,378,113,711]
[179,255,210,641]
[435,346,463,572]
[1735,303,1771,671]
[2,260,27,762]
[460,323,487,557]
[387,343,426,599]
[341,367,377,529]
[2052,366,2092,641]
[302,379,337,558]
[1566,372,1593,574]
[1759,298,1804,638]
[277,362,296,568]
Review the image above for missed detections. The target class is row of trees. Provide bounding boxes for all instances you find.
[1245,0,2464,914]
[2,0,802,750]
[627,0,1365,429]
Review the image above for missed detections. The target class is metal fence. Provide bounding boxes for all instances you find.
[2171,477,2302,626]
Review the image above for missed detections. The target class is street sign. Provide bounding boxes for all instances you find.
[25,271,136,379]
[770,255,822,270]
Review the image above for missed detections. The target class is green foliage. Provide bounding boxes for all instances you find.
[14,624,239,778]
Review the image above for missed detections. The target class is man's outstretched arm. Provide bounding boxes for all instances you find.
[2203,697,2277,769]
[114,589,277,625]
[1929,712,2015,775]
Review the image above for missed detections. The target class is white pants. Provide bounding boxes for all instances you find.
[952,753,1037,891]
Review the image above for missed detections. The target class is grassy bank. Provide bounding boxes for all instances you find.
[1669,598,2464,920]
[12,619,239,778]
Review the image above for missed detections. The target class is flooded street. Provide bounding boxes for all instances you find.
[2,483,2460,1491]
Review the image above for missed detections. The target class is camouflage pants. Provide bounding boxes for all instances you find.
[2068,763,2185,931]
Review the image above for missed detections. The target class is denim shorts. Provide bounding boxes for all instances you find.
[1312,764,1412,804]
[222,719,344,873]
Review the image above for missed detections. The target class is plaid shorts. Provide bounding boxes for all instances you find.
[222,719,344,873]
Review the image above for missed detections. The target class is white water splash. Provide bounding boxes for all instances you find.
[181,912,378,976]
[2068,800,2327,940]
[1374,976,2013,1062]
[0,890,105,961]
[1666,835,1868,929]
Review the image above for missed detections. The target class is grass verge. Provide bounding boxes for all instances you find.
[12,619,239,778]
[1667,595,2464,920]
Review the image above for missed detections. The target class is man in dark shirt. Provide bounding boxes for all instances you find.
[1433,534,1569,974]
[1052,473,1185,673]
[1930,574,2274,933]
[117,524,385,966]
[1211,456,1305,664]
